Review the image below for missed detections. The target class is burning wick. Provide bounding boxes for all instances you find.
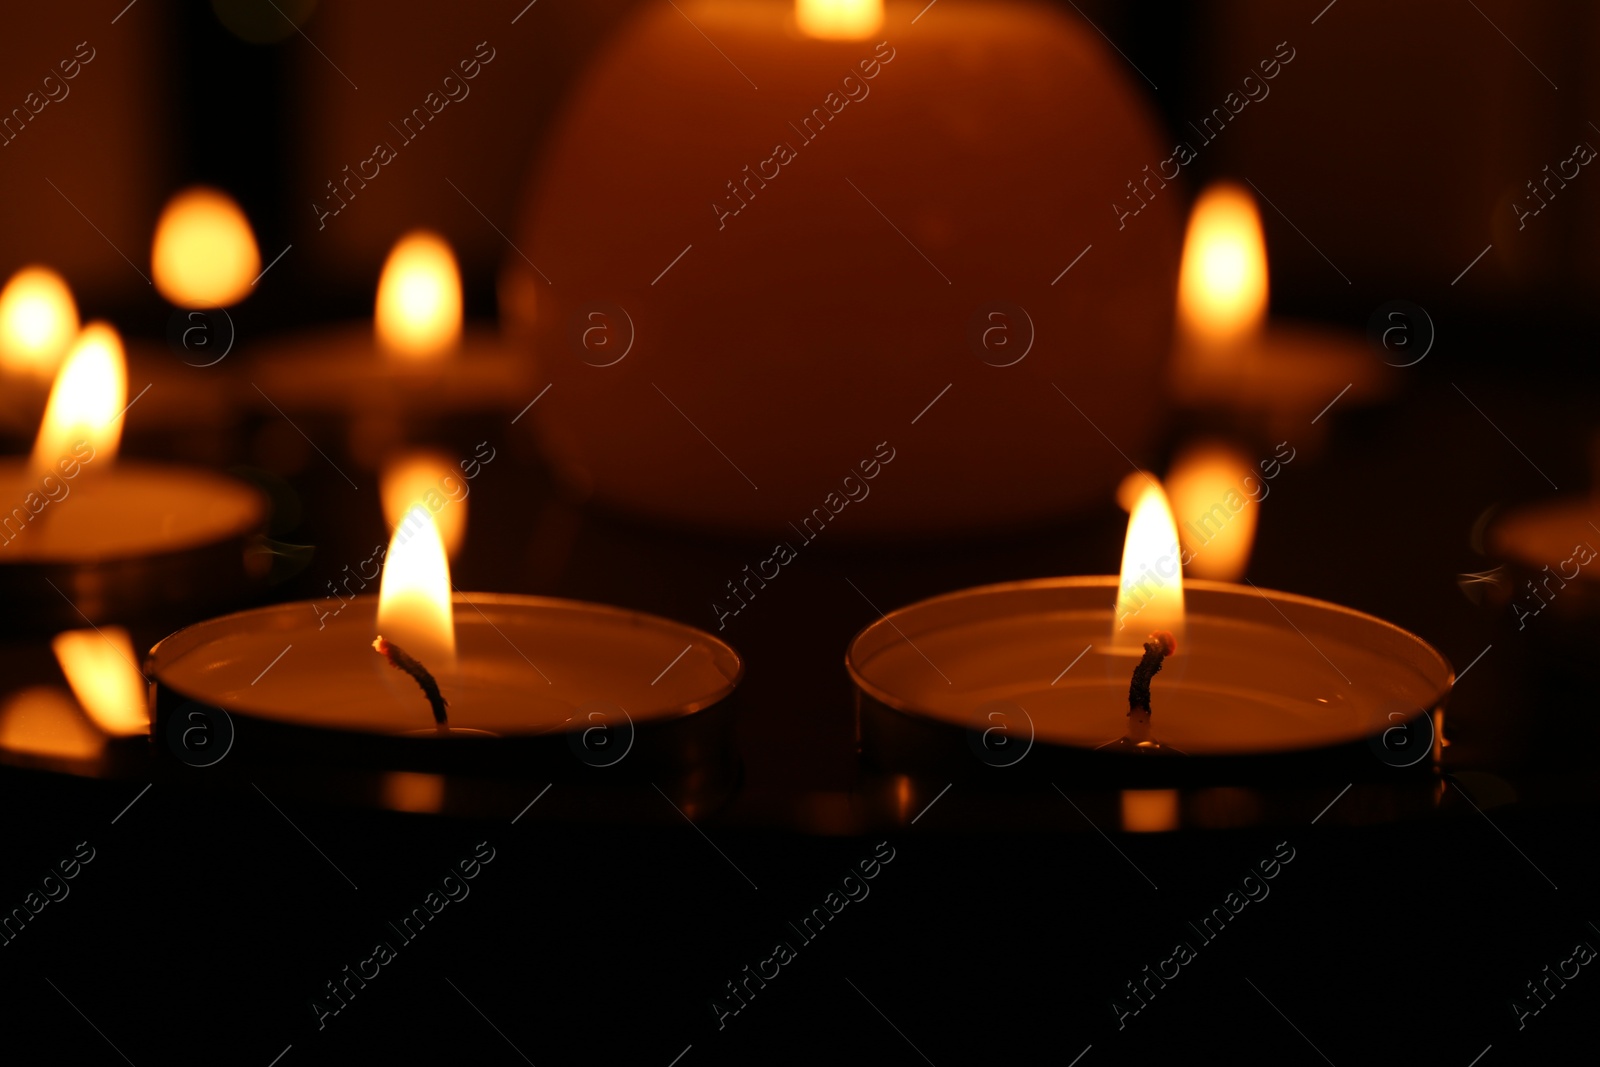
[1098,630,1186,755]
[373,635,449,727]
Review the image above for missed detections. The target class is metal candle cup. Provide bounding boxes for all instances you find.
[847,577,1452,784]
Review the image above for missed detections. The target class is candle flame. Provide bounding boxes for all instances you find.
[796,0,884,39]
[0,687,105,760]
[1113,482,1185,649]
[0,266,79,378]
[1120,789,1180,832]
[1167,442,1258,581]
[151,187,261,308]
[381,451,466,560]
[32,322,127,474]
[375,231,462,360]
[1177,182,1268,349]
[51,627,149,737]
[378,504,457,670]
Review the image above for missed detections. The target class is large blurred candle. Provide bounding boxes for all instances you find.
[508,0,1184,537]
[151,187,261,308]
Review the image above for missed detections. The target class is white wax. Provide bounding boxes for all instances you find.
[151,595,741,736]
[0,461,264,562]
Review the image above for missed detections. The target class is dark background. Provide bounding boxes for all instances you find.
[1,2,1596,1064]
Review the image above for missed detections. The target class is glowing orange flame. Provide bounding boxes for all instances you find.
[381,451,466,560]
[796,0,884,39]
[375,231,462,360]
[1113,483,1185,650]
[1177,182,1268,351]
[151,187,261,308]
[1168,442,1259,581]
[51,627,149,737]
[0,687,105,760]
[377,504,456,670]
[31,322,127,474]
[0,267,79,378]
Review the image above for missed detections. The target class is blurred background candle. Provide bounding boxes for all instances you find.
[1170,181,1393,443]
[249,229,534,468]
[150,186,261,309]
[508,0,1183,537]
[0,322,267,631]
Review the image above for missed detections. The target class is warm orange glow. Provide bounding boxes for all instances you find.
[1168,442,1258,581]
[31,322,127,473]
[51,627,149,737]
[1177,182,1268,349]
[381,451,466,560]
[0,267,79,378]
[1121,789,1180,832]
[381,771,447,813]
[1115,470,1158,512]
[151,187,261,308]
[0,687,105,760]
[378,504,457,669]
[796,0,883,39]
[1113,483,1185,649]
[375,231,462,360]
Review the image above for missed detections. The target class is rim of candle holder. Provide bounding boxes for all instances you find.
[845,575,1454,765]
[0,464,269,634]
[144,593,745,777]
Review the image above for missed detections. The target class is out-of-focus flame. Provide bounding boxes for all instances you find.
[0,687,105,760]
[1177,182,1268,350]
[378,504,456,669]
[375,231,462,360]
[31,322,126,473]
[381,451,466,560]
[51,627,149,737]
[1120,789,1180,832]
[1113,483,1185,650]
[796,0,884,39]
[381,771,446,813]
[1115,470,1158,512]
[1168,442,1258,581]
[151,187,261,308]
[0,267,79,378]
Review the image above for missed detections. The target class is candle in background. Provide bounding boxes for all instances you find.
[0,266,81,440]
[1121,788,1180,832]
[0,267,79,380]
[1173,182,1267,397]
[249,230,534,469]
[508,0,1184,538]
[0,320,268,630]
[151,187,261,308]
[1167,441,1258,582]
[795,0,884,37]
[382,451,468,560]
[375,231,463,360]
[1170,181,1392,441]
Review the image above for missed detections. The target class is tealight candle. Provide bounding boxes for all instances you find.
[147,506,742,774]
[248,230,534,467]
[0,265,80,437]
[0,323,267,631]
[1170,182,1394,439]
[849,484,1451,779]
